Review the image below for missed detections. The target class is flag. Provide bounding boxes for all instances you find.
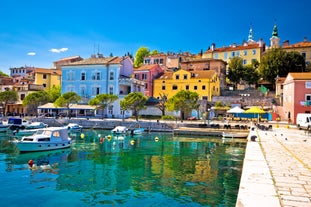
[260,85,268,94]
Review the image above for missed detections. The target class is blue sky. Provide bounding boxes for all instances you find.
[0,0,310,74]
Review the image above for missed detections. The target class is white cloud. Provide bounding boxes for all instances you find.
[49,48,68,53]
[27,52,36,56]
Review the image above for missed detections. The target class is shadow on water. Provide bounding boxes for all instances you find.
[0,129,246,207]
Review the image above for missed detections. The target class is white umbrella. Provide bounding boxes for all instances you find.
[226,106,245,113]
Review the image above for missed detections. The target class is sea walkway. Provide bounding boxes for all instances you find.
[236,125,311,207]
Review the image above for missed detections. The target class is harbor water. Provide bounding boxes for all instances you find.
[0,129,246,207]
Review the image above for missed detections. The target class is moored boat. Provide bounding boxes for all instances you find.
[13,127,72,153]
[222,131,248,139]
[67,123,83,132]
[111,126,128,134]
[129,127,145,135]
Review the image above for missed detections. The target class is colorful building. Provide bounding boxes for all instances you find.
[282,72,311,123]
[34,68,62,90]
[282,37,311,67]
[202,27,266,66]
[153,69,220,101]
[133,64,164,97]
[61,55,144,118]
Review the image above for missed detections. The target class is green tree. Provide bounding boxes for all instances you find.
[243,64,259,85]
[120,92,147,121]
[0,90,18,116]
[227,57,244,87]
[23,91,51,116]
[54,92,81,117]
[156,93,168,116]
[150,50,159,55]
[46,85,61,102]
[0,71,9,77]
[134,47,150,67]
[166,90,199,120]
[88,94,118,119]
[258,49,306,83]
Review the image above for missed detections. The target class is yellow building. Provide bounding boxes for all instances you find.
[34,68,62,89]
[202,27,266,66]
[153,69,220,101]
[282,38,311,67]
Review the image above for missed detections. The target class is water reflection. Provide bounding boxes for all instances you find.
[0,130,246,207]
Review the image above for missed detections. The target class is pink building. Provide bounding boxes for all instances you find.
[133,64,164,97]
[282,72,311,123]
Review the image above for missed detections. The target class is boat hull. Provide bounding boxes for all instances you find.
[14,140,72,153]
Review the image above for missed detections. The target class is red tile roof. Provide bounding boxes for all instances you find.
[64,56,123,66]
[134,64,161,71]
[282,41,311,49]
[205,43,262,53]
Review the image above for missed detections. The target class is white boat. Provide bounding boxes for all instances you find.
[25,122,48,129]
[13,127,72,153]
[222,132,248,139]
[111,126,128,134]
[67,123,83,132]
[129,128,145,135]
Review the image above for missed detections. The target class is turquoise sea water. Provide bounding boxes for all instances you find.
[0,130,246,207]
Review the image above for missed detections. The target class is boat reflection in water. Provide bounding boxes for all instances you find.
[0,129,246,207]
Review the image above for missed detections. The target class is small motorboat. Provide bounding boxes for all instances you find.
[67,123,83,132]
[13,127,72,153]
[129,128,145,135]
[111,126,128,134]
[222,132,248,139]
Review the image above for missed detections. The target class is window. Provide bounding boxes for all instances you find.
[231,51,235,57]
[108,105,113,114]
[43,74,47,79]
[236,51,240,57]
[186,85,189,90]
[43,83,46,88]
[184,74,187,80]
[244,50,247,56]
[145,83,148,89]
[302,52,306,59]
[175,75,179,80]
[194,86,197,90]
[214,54,218,59]
[142,74,147,80]
[224,53,228,59]
[202,85,206,90]
[202,96,207,100]
[160,59,164,64]
[92,72,101,80]
[109,86,113,95]
[306,82,311,88]
[135,74,140,79]
[20,94,25,100]
[306,94,311,101]
[162,85,166,90]
[67,71,74,80]
[81,87,86,96]
[172,85,178,90]
[92,87,100,95]
[109,72,114,80]
[81,72,86,80]
[243,59,247,65]
[252,50,256,55]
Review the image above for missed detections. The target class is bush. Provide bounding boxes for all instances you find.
[161,115,175,120]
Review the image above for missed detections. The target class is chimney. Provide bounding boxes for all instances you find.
[304,37,307,42]
[211,43,215,52]
[283,40,289,46]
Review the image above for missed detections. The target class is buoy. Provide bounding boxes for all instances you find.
[130,140,135,145]
[107,135,112,141]
[28,159,34,167]
[286,125,289,129]
[99,137,104,144]
[275,124,279,128]
[154,137,159,142]
[80,133,85,139]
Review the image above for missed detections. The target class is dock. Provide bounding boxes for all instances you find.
[236,126,311,207]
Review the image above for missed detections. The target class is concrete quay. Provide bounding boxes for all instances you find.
[236,126,311,207]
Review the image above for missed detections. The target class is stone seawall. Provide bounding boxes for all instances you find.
[33,118,176,132]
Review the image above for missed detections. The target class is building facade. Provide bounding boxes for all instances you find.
[61,55,144,118]
[133,64,164,97]
[282,72,311,123]
[282,38,311,67]
[153,69,220,101]
[34,68,62,90]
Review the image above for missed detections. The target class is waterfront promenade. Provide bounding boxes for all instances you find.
[236,126,311,207]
